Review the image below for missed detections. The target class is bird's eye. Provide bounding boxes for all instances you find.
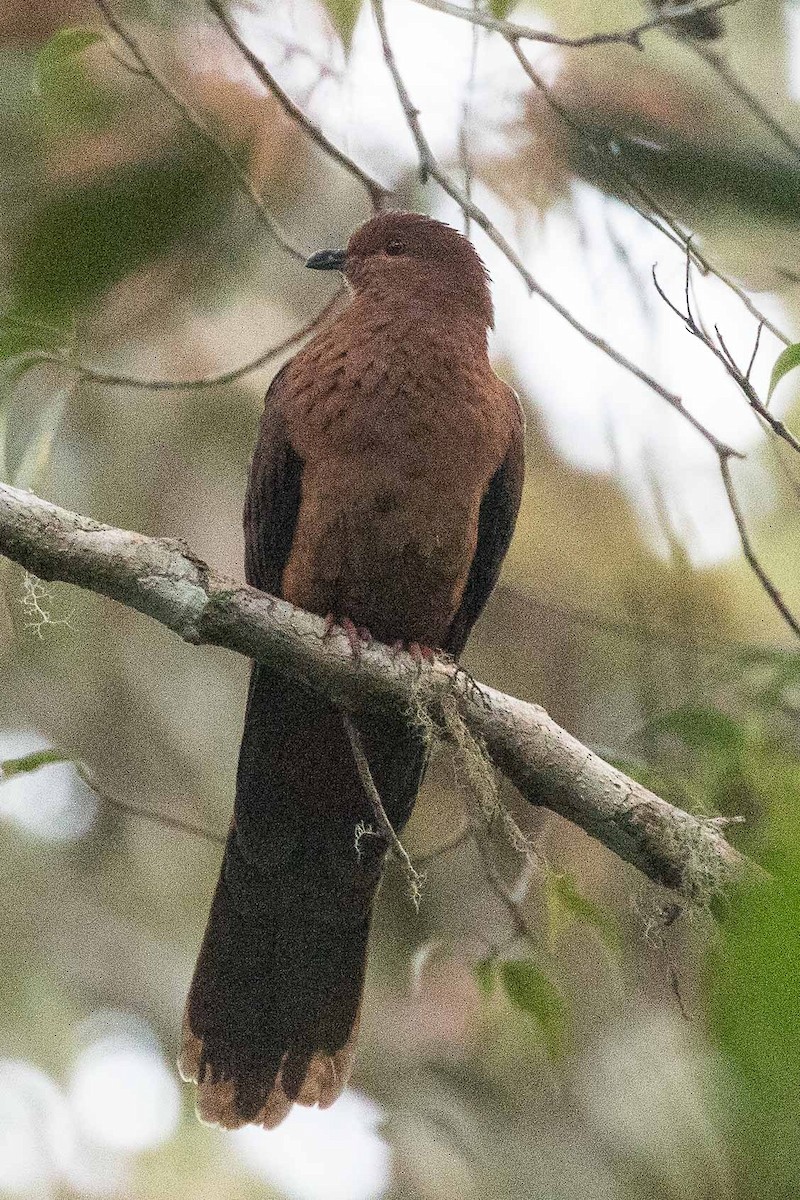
[385,240,406,257]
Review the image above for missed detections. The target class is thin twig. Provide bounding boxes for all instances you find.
[457,0,480,238]
[104,47,148,77]
[84,777,225,844]
[649,261,800,641]
[82,773,226,847]
[715,327,800,452]
[205,0,391,211]
[508,39,792,349]
[652,267,800,455]
[409,0,738,49]
[692,42,800,165]
[466,795,536,944]
[14,299,340,392]
[745,321,764,384]
[93,0,308,263]
[719,455,800,640]
[343,715,425,908]
[0,752,227,848]
[505,583,793,655]
[411,822,471,867]
[371,0,739,460]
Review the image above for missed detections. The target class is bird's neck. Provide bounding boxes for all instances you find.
[350,289,490,364]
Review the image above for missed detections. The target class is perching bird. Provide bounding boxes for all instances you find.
[178,211,525,1130]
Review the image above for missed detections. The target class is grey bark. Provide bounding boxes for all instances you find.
[0,481,747,904]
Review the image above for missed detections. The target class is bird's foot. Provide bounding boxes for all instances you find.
[322,612,337,640]
[323,613,373,659]
[391,639,436,666]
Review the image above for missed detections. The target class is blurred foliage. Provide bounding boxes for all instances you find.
[33,26,103,128]
[497,960,568,1061]
[322,0,364,47]
[1,1,800,1199]
[489,0,521,18]
[13,150,231,320]
[0,747,73,776]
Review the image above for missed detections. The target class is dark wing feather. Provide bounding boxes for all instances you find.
[444,392,525,658]
[243,362,303,595]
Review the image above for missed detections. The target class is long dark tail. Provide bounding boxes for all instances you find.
[179,664,427,1129]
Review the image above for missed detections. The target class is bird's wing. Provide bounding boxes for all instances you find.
[444,390,525,658]
[243,362,303,595]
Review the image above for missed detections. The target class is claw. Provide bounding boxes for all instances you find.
[408,641,436,665]
[339,617,373,660]
[322,612,337,640]
[390,639,435,664]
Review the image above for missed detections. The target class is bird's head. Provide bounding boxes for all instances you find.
[306,211,494,329]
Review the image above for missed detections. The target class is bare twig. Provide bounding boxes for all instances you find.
[470,826,536,944]
[13,299,340,392]
[411,822,471,867]
[343,715,424,907]
[409,0,738,49]
[371,0,740,460]
[652,266,800,455]
[719,455,800,640]
[506,583,791,655]
[745,321,764,384]
[93,0,308,263]
[507,39,792,349]
[650,263,800,641]
[77,765,226,848]
[0,483,751,905]
[457,0,480,238]
[691,42,800,165]
[466,786,539,942]
[715,327,800,452]
[205,0,391,211]
[0,749,226,847]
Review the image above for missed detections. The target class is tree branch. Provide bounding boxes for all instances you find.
[409,0,738,49]
[719,455,800,640]
[13,298,342,392]
[507,39,792,349]
[690,41,800,166]
[343,714,424,908]
[370,0,741,462]
[0,483,749,906]
[205,0,391,211]
[93,0,308,263]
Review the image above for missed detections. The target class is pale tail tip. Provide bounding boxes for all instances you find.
[177,1011,358,1131]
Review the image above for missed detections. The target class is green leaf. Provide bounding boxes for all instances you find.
[651,706,746,757]
[709,874,800,1194]
[1,749,72,780]
[489,0,519,17]
[35,27,102,97]
[322,0,363,48]
[34,26,118,136]
[546,872,620,952]
[12,150,228,321]
[768,342,800,399]
[500,960,567,1059]
[13,385,71,490]
[474,957,497,997]
[0,312,68,364]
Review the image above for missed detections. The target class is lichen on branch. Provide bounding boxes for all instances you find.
[0,481,748,905]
